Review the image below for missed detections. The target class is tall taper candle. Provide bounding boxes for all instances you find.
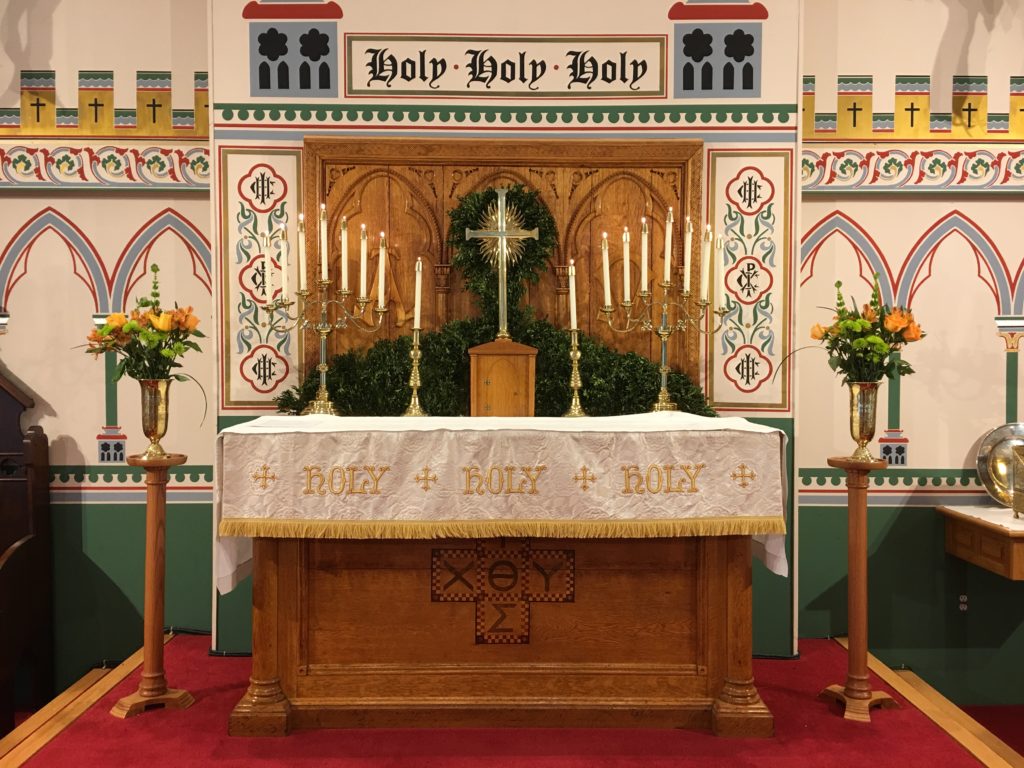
[297,214,307,291]
[359,224,368,298]
[261,232,272,302]
[701,225,712,301]
[715,234,725,305]
[319,203,328,281]
[279,234,290,297]
[377,232,387,309]
[601,232,612,307]
[664,207,674,284]
[622,227,631,303]
[413,257,423,329]
[568,258,578,330]
[640,217,649,292]
[683,217,694,294]
[340,216,349,292]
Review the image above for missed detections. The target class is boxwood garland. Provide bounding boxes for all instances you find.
[274,185,715,418]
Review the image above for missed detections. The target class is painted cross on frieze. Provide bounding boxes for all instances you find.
[465,188,538,340]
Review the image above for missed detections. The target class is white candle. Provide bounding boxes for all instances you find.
[700,225,712,302]
[359,225,368,298]
[568,259,578,330]
[378,232,387,309]
[664,207,674,284]
[622,227,631,304]
[340,216,349,292]
[297,214,307,291]
[601,232,612,307]
[261,232,272,302]
[319,203,328,281]
[715,234,725,305]
[278,234,290,298]
[413,257,423,329]
[683,217,694,294]
[640,217,648,292]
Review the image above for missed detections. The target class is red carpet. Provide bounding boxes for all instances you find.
[963,705,1024,757]
[23,636,981,768]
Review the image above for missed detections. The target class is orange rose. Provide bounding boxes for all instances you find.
[182,313,200,332]
[149,311,175,332]
[810,323,827,340]
[106,312,128,329]
[861,304,877,323]
[902,321,923,342]
[884,308,911,333]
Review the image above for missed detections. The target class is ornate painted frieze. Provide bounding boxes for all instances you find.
[0,144,210,189]
[219,148,301,409]
[708,151,791,411]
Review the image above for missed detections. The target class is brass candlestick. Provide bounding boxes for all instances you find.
[564,329,586,417]
[271,280,387,416]
[404,328,427,416]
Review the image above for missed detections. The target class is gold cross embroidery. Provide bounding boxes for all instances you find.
[252,464,277,489]
[416,466,438,491]
[573,466,596,491]
[731,463,756,488]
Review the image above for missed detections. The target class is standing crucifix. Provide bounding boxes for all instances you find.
[465,188,538,340]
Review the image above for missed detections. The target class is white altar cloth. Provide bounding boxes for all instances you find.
[215,412,789,593]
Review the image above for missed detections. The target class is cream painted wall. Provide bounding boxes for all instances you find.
[0,195,212,463]
[797,197,1017,467]
[804,0,1024,113]
[0,0,208,110]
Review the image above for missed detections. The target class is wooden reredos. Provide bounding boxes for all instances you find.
[301,138,704,379]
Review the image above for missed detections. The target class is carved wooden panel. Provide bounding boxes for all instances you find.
[303,139,703,378]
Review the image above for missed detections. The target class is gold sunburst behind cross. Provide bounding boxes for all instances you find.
[477,200,528,267]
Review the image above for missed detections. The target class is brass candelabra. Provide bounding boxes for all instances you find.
[270,280,387,415]
[600,281,726,412]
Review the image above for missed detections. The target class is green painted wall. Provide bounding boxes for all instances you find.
[798,500,1024,705]
[51,500,212,690]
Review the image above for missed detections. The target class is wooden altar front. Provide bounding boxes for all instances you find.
[228,533,772,736]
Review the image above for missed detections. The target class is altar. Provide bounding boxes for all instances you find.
[216,412,787,736]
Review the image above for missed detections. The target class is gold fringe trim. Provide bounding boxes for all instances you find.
[218,516,787,540]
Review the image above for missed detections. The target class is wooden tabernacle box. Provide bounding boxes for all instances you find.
[469,339,538,417]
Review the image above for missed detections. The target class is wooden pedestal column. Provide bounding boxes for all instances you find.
[111,453,194,718]
[819,456,897,723]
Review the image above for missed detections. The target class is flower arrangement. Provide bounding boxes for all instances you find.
[86,264,204,381]
[810,276,924,384]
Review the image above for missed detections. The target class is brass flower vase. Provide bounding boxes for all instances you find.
[139,378,171,459]
[847,381,879,462]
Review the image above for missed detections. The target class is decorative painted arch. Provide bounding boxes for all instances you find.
[0,207,109,312]
[897,210,1010,312]
[110,209,212,310]
[800,211,893,305]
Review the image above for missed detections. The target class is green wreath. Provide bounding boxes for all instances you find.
[446,183,558,331]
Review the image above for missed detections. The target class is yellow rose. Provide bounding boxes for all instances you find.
[810,323,827,340]
[106,312,128,329]
[149,311,175,332]
[884,308,911,333]
[902,321,923,342]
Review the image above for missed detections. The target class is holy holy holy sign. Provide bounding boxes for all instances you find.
[465,187,539,340]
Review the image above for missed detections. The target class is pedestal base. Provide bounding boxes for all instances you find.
[819,684,897,723]
[110,687,195,719]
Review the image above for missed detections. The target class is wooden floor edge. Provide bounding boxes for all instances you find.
[833,636,1024,768]
[0,633,173,767]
